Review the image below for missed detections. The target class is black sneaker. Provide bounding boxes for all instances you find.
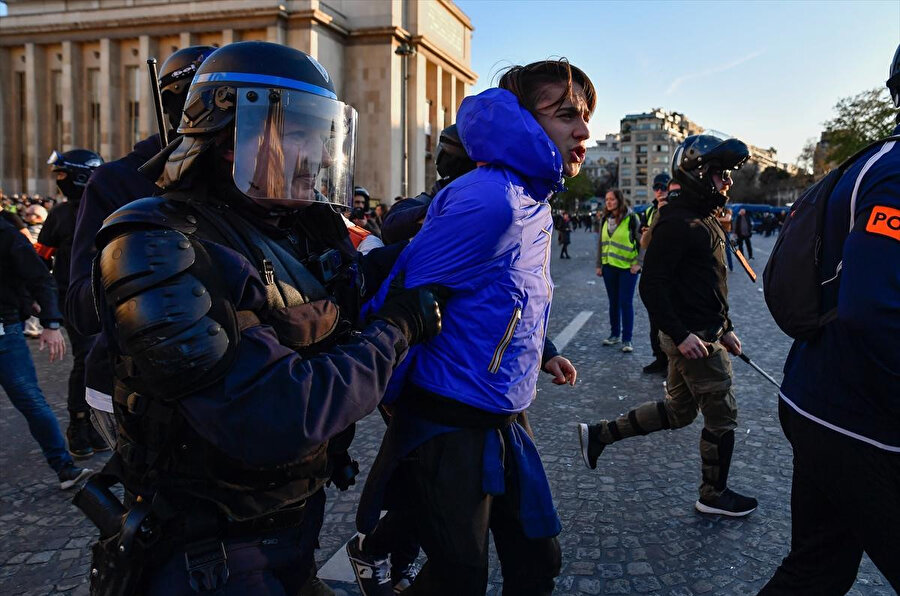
[66,421,94,459]
[392,562,419,593]
[346,534,394,596]
[642,358,668,375]
[577,423,605,470]
[58,463,91,490]
[695,488,758,517]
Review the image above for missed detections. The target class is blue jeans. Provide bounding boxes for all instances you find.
[0,321,72,473]
[602,265,639,342]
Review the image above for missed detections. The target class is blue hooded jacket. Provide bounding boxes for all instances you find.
[371,88,564,414]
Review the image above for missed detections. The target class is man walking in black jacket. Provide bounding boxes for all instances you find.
[0,217,90,490]
[578,135,758,517]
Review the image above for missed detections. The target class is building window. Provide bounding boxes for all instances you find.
[87,68,101,152]
[125,66,141,148]
[51,70,63,150]
[620,144,631,153]
[636,145,647,153]
[636,134,647,142]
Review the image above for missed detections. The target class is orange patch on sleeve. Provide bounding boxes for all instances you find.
[866,206,900,242]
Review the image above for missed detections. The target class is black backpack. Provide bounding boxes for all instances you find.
[763,135,900,340]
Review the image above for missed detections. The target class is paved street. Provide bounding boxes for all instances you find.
[1,229,893,595]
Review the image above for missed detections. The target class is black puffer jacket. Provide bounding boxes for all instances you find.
[0,217,63,325]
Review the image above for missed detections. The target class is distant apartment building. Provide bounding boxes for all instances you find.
[618,109,702,204]
[582,133,619,181]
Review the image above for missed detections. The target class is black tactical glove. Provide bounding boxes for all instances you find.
[370,276,447,345]
[327,450,360,491]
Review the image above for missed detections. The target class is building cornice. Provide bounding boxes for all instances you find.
[411,34,476,84]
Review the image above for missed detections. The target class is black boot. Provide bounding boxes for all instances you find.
[66,412,94,459]
[695,429,757,516]
[642,357,668,375]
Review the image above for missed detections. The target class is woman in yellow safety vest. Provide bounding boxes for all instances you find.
[596,189,641,352]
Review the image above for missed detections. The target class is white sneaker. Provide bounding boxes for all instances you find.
[621,342,633,353]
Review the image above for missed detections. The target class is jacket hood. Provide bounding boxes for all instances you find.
[457,88,565,195]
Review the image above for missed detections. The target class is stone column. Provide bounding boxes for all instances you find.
[138,35,159,141]
[24,43,48,194]
[443,70,456,126]
[406,51,426,198]
[456,79,467,111]
[99,38,121,162]
[180,32,195,49]
[267,20,286,45]
[0,48,9,189]
[221,29,235,46]
[61,41,83,151]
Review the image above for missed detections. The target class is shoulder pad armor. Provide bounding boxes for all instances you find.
[99,227,239,400]
[96,196,198,250]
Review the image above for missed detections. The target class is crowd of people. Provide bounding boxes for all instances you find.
[0,39,897,596]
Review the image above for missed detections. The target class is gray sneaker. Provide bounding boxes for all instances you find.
[602,335,620,346]
[621,342,633,353]
[58,463,91,490]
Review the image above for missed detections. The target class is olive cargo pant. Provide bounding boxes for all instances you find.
[595,332,738,500]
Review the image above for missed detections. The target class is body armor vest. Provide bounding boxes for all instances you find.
[97,194,359,521]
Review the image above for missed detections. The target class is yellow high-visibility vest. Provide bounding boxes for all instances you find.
[600,215,638,268]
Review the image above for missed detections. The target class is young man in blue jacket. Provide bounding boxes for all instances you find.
[353,60,591,596]
[758,44,900,595]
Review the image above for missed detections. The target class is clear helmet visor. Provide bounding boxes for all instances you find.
[233,87,357,208]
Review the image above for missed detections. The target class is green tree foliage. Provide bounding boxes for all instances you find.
[553,170,594,212]
[824,87,895,163]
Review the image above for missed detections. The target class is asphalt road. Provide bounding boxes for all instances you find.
[0,229,893,595]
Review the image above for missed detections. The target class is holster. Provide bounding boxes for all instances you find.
[89,534,144,596]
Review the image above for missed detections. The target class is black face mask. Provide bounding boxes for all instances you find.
[56,177,83,202]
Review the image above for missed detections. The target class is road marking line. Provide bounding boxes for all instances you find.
[553,310,593,352]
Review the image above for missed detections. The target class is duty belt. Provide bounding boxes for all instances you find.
[693,326,725,343]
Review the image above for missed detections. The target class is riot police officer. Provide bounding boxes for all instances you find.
[79,41,443,595]
[66,45,215,446]
[35,149,106,457]
[579,134,759,517]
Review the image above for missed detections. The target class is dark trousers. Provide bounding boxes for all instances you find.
[601,265,639,342]
[758,401,900,595]
[363,509,421,574]
[736,235,753,259]
[403,428,561,596]
[65,322,93,414]
[559,243,569,258]
[145,489,325,595]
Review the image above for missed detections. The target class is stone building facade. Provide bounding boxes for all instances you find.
[0,0,476,203]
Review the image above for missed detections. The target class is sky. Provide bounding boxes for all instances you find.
[456,0,899,164]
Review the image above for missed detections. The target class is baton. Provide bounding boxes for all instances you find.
[146,58,168,150]
[738,353,781,389]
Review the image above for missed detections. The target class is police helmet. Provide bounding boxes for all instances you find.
[435,124,476,181]
[353,187,370,201]
[652,172,671,191]
[158,46,216,130]
[177,42,358,209]
[47,149,104,200]
[672,134,749,205]
[887,43,900,108]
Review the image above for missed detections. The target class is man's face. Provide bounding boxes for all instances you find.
[533,82,591,177]
[711,170,733,196]
[353,195,367,209]
[653,183,668,205]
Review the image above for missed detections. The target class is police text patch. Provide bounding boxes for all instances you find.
[866,206,900,242]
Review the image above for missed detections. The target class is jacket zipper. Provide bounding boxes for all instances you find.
[489,306,522,374]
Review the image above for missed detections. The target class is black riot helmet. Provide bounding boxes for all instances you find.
[158,46,216,130]
[887,43,900,108]
[47,149,104,201]
[672,134,749,208]
[435,124,476,181]
[652,172,671,191]
[173,41,358,209]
